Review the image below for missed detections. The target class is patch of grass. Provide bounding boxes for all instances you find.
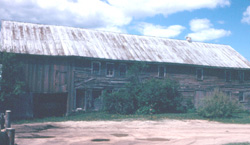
[223,142,250,145]
[14,112,250,124]
[211,113,250,124]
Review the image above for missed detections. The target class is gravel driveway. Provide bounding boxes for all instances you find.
[13,119,250,145]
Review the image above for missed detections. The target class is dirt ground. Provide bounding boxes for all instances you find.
[13,119,250,145]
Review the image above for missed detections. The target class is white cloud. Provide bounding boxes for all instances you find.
[188,28,231,42]
[187,18,231,42]
[107,0,230,18]
[0,0,131,29]
[242,6,250,24]
[137,23,185,38]
[0,0,230,33]
[190,19,212,32]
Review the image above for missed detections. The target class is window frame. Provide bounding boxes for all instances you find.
[106,62,115,77]
[158,65,165,78]
[196,68,203,81]
[119,64,127,77]
[225,70,231,82]
[238,71,245,83]
[91,61,101,75]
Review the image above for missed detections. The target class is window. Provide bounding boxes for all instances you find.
[158,66,165,77]
[106,63,114,77]
[238,71,244,83]
[119,64,127,77]
[239,92,244,102]
[196,68,203,80]
[225,70,231,82]
[92,62,100,75]
[245,71,250,81]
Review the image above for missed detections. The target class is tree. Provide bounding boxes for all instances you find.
[0,52,26,110]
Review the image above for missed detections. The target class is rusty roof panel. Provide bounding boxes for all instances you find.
[1,20,250,69]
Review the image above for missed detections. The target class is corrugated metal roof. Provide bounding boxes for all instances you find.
[1,20,250,69]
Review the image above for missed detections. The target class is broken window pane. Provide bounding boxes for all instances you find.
[106,63,114,77]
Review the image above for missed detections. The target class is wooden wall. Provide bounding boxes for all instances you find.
[20,55,250,113]
[23,56,70,93]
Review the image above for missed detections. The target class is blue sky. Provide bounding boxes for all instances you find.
[0,0,250,60]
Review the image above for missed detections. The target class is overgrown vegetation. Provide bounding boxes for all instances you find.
[103,63,184,115]
[197,89,243,118]
[0,52,26,110]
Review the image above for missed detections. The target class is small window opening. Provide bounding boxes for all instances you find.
[196,68,203,80]
[239,92,244,102]
[238,71,244,83]
[158,66,165,77]
[225,70,231,82]
[119,64,127,77]
[92,62,100,75]
[106,63,114,77]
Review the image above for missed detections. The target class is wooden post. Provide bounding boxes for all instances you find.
[0,113,5,130]
[6,128,15,145]
[5,110,11,128]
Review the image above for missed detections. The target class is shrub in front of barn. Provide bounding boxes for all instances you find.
[197,89,243,118]
[103,88,137,114]
[135,79,184,114]
[103,78,184,115]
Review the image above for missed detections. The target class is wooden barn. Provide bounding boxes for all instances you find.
[1,20,250,118]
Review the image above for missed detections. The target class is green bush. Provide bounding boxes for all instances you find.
[197,89,243,118]
[136,79,183,114]
[103,89,136,114]
[103,78,184,115]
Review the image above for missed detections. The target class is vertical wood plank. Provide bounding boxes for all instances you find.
[32,62,37,92]
[43,59,49,93]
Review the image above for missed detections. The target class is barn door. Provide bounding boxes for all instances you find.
[55,70,67,92]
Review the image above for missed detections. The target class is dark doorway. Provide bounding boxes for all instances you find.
[76,89,85,109]
[92,89,102,111]
[76,89,103,111]
[33,93,67,118]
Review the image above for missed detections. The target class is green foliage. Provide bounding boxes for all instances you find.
[0,52,26,108]
[135,79,184,114]
[185,98,196,113]
[103,89,136,114]
[103,62,184,115]
[197,89,243,118]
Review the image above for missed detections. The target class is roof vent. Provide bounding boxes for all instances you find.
[186,37,192,43]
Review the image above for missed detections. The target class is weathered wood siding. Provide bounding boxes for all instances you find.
[23,56,70,93]
[73,58,250,110]
[73,58,250,93]
[21,55,250,112]
[74,59,129,90]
